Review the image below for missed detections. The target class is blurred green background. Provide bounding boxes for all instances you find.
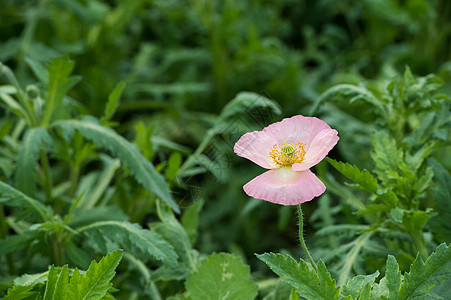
[1,0,451,286]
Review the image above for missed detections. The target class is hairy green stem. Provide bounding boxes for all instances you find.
[297,204,317,268]
[51,239,62,266]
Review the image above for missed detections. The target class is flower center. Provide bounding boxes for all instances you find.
[269,140,306,167]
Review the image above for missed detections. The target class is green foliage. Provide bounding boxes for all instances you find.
[428,159,451,242]
[257,253,340,300]
[186,253,258,300]
[2,250,122,300]
[68,250,122,300]
[326,158,379,194]
[77,221,177,266]
[101,81,126,126]
[14,127,52,195]
[53,117,179,213]
[1,2,451,299]
[0,181,52,221]
[42,57,80,126]
[398,243,451,299]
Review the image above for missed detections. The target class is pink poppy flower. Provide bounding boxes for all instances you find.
[234,115,339,205]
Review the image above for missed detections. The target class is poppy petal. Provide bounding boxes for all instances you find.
[243,168,326,205]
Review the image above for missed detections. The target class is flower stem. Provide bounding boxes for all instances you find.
[297,204,317,269]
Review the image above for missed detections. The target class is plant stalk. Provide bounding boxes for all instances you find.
[40,150,53,202]
[409,230,429,261]
[297,204,317,269]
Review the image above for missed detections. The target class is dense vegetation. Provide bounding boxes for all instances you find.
[1,0,450,299]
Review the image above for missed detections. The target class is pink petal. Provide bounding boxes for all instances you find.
[243,167,326,205]
[234,130,278,169]
[263,115,331,145]
[292,128,339,171]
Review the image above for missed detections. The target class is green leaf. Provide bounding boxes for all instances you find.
[53,117,179,213]
[64,241,92,269]
[165,152,182,180]
[25,57,49,85]
[326,158,379,194]
[15,127,52,196]
[67,268,82,300]
[0,180,52,221]
[256,253,339,300]
[42,57,80,125]
[68,249,123,300]
[370,132,404,185]
[399,243,451,299]
[152,201,197,270]
[218,91,281,121]
[428,160,451,242]
[77,221,177,265]
[74,155,121,209]
[385,255,402,300]
[186,253,258,300]
[0,87,29,121]
[14,271,49,286]
[53,265,69,300]
[341,271,379,299]
[43,266,58,300]
[101,81,126,124]
[181,199,204,245]
[311,84,383,115]
[0,231,40,255]
[1,285,36,300]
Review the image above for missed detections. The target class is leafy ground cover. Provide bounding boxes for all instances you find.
[1,1,450,299]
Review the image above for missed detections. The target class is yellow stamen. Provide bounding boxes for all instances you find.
[269,140,306,167]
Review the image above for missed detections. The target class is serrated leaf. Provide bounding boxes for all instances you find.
[14,271,48,286]
[52,117,179,213]
[42,57,80,125]
[68,249,123,300]
[43,266,58,300]
[67,268,82,300]
[101,81,126,124]
[385,255,402,300]
[370,132,404,185]
[341,271,379,299]
[256,253,339,300]
[151,201,197,270]
[78,221,177,265]
[428,160,451,242]
[15,127,52,196]
[399,243,451,299]
[1,285,36,300]
[327,158,379,193]
[186,253,258,300]
[0,180,52,221]
[54,265,69,300]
